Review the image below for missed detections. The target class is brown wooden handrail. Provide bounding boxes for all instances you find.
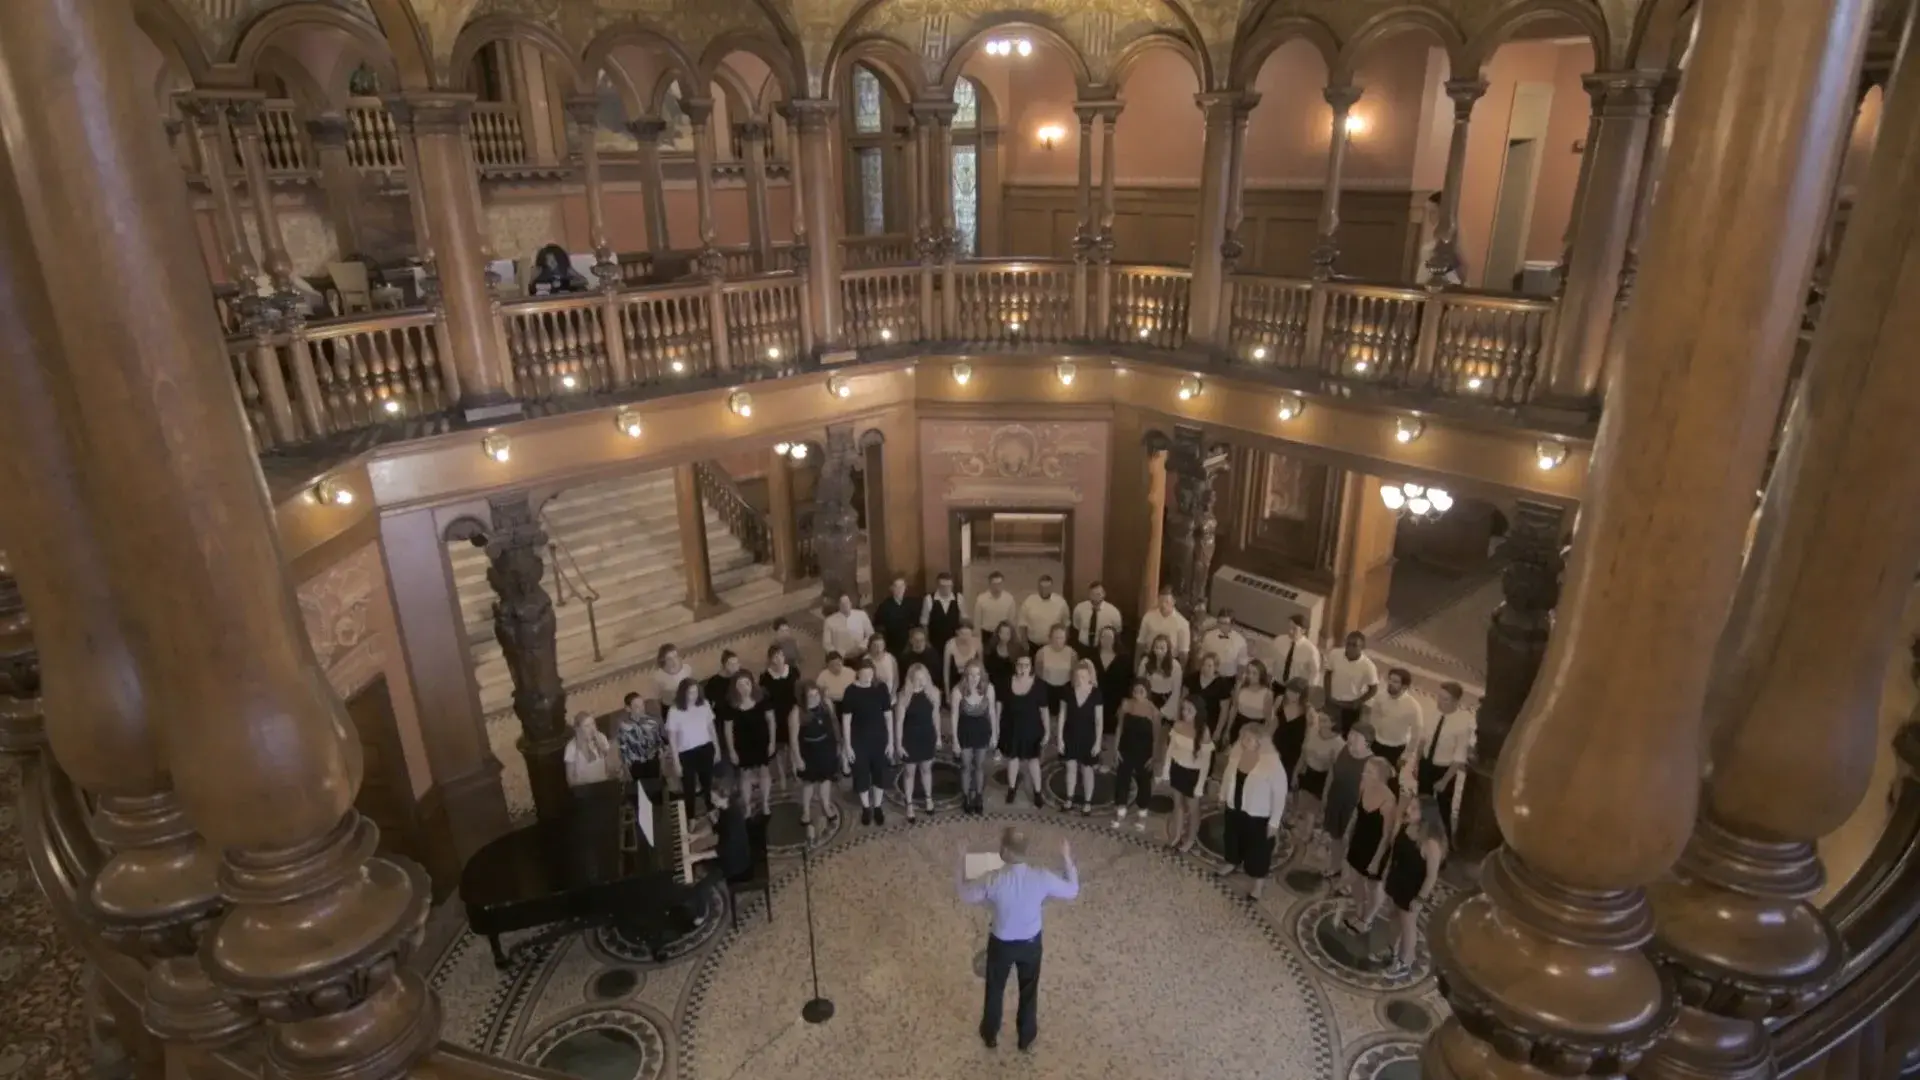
[693,460,773,564]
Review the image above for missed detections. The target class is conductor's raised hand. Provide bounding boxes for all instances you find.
[1060,839,1073,862]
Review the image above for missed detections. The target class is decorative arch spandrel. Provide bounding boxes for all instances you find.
[175,0,379,58]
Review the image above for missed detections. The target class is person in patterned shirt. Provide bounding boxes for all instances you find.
[618,691,667,782]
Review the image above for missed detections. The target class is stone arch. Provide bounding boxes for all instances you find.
[581,20,703,106]
[441,514,490,545]
[934,18,1095,97]
[698,31,804,105]
[956,72,1000,128]
[133,0,213,86]
[361,0,434,90]
[449,15,588,98]
[825,32,927,104]
[1624,0,1697,71]
[1228,13,1340,91]
[710,60,761,125]
[596,56,646,119]
[1333,6,1470,86]
[1463,0,1611,73]
[227,2,392,79]
[252,43,332,111]
[1109,31,1212,96]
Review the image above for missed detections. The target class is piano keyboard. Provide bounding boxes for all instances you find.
[670,797,695,885]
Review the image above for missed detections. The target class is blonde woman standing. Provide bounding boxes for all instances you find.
[950,661,999,815]
[1057,659,1105,816]
[895,662,941,820]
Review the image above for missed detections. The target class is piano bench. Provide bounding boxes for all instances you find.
[721,870,772,930]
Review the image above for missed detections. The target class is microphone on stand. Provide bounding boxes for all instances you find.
[800,838,834,1023]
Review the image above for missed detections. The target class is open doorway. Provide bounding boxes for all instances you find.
[1484,82,1555,292]
[950,509,1072,600]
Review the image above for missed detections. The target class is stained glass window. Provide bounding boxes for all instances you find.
[953,78,979,129]
[853,67,882,134]
[951,144,979,256]
[859,147,886,235]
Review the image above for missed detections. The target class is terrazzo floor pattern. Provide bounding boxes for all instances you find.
[426,787,1451,1080]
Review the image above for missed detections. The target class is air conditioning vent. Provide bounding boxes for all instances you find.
[1209,566,1325,642]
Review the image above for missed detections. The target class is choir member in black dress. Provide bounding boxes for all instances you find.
[1057,660,1105,815]
[1000,654,1048,807]
[703,650,743,715]
[894,663,942,820]
[760,645,801,789]
[943,622,982,699]
[1374,795,1447,974]
[1183,652,1233,741]
[1111,679,1159,830]
[901,627,941,701]
[922,570,964,658]
[720,672,777,818]
[1088,625,1132,752]
[1271,675,1312,781]
[985,622,1019,701]
[1341,756,1399,934]
[874,575,918,658]
[788,682,841,837]
[840,658,895,825]
[950,661,999,814]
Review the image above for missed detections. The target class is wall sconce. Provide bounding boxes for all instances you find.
[880,328,894,342]
[826,374,852,399]
[729,391,754,417]
[767,346,783,361]
[313,478,354,506]
[1276,394,1306,422]
[670,359,687,374]
[615,408,643,438]
[381,399,402,415]
[1394,416,1425,444]
[1250,345,1268,361]
[1177,376,1204,401]
[1344,112,1369,137]
[1035,124,1065,150]
[951,362,973,385]
[560,374,579,391]
[774,441,792,456]
[1536,440,1569,471]
[1056,362,1076,386]
[774,441,810,461]
[482,433,511,463]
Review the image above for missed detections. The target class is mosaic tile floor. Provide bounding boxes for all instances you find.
[0,758,91,1080]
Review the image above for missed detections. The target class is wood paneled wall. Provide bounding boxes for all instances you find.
[1000,184,1427,281]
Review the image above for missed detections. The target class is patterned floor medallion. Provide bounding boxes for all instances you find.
[1347,1038,1423,1080]
[886,756,966,812]
[520,1007,668,1080]
[762,794,846,855]
[1295,897,1432,993]
[588,884,726,968]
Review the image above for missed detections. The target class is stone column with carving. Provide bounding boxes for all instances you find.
[0,3,444,1075]
[1095,103,1122,338]
[1454,501,1565,862]
[790,99,843,345]
[180,95,261,293]
[228,97,296,295]
[1421,0,1873,1074]
[1072,103,1097,336]
[1161,426,1228,616]
[814,424,864,607]
[564,95,617,284]
[684,97,724,279]
[305,113,364,258]
[1216,94,1258,333]
[1188,93,1241,342]
[1424,79,1486,285]
[1139,439,1170,618]
[1312,84,1362,280]
[767,446,802,586]
[628,117,672,252]
[390,93,517,416]
[1544,72,1662,406]
[673,464,725,617]
[737,118,775,270]
[483,494,572,824]
[1639,18,1920,1075]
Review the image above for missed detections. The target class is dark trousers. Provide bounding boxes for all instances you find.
[981,933,1043,1046]
[1332,701,1363,736]
[1113,757,1153,809]
[679,743,716,813]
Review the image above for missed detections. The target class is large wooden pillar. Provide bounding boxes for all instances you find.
[767,446,801,586]
[179,94,260,289]
[790,99,843,346]
[306,113,366,258]
[685,98,723,278]
[738,118,776,270]
[1640,15,1920,1075]
[1423,79,1486,283]
[1094,102,1123,338]
[1072,102,1097,336]
[1421,0,1872,1075]
[1323,471,1398,641]
[674,464,725,616]
[228,97,295,293]
[479,494,572,825]
[0,2,443,1076]
[814,424,863,607]
[1139,442,1169,618]
[1188,93,1240,342]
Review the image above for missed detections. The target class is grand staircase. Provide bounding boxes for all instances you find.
[451,469,789,714]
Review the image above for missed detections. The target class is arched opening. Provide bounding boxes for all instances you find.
[1108,40,1207,265]
[842,61,912,241]
[955,30,1087,259]
[454,25,582,171]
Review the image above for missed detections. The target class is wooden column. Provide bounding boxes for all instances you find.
[1312,85,1362,280]
[628,117,672,251]
[1095,104,1122,338]
[564,95,616,283]
[910,108,936,330]
[228,97,295,292]
[0,151,251,1055]
[305,113,365,257]
[978,125,1004,257]
[673,464,724,616]
[390,93,517,416]
[1423,79,1486,284]
[1217,94,1257,332]
[685,98,724,278]
[737,118,775,271]
[1139,442,1169,618]
[180,95,259,288]
[1072,103,1096,337]
[1543,72,1662,406]
[0,2,442,1076]
[1323,472,1397,640]
[766,446,801,586]
[1640,17,1920,1075]
[479,494,572,824]
[1604,76,1681,354]
[1188,92,1241,342]
[790,100,843,345]
[1454,501,1565,862]
[1421,0,1872,1074]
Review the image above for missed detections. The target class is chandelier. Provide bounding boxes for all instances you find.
[1380,481,1453,522]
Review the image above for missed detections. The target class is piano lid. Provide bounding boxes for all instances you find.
[459,779,629,909]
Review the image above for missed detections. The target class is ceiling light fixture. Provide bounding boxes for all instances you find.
[670,359,687,374]
[561,373,578,390]
[790,443,809,460]
[767,346,783,361]
[1394,416,1425,444]
[880,328,894,342]
[615,408,643,438]
[1536,439,1569,471]
[1177,376,1204,401]
[1276,394,1305,421]
[1056,362,1076,386]
[1251,345,1268,361]
[952,362,973,385]
[1466,376,1485,391]
[1137,326,1152,339]
[1380,481,1453,522]
[482,433,511,463]
[774,441,793,456]
[729,391,754,417]
[1007,319,1023,333]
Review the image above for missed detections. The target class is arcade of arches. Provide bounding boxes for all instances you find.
[2,0,1920,1079]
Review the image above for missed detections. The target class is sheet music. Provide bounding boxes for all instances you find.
[635,781,656,848]
[964,852,1005,880]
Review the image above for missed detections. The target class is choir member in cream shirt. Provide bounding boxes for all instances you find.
[1136,585,1193,662]
[973,572,1019,643]
[1018,576,1072,650]
[824,593,876,658]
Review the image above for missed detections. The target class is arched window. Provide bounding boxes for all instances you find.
[852,67,882,134]
[951,77,982,256]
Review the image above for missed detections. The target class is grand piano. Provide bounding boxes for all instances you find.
[460,774,703,968]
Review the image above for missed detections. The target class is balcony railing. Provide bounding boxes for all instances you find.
[346,97,403,170]
[256,98,310,173]
[842,234,916,269]
[470,102,528,168]
[228,309,454,450]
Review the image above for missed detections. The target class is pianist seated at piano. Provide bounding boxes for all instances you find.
[687,763,762,886]
[618,692,667,782]
[565,711,624,788]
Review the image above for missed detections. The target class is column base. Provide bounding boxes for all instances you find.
[685,598,731,620]
[463,398,525,424]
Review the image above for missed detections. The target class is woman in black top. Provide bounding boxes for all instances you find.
[1000,654,1047,808]
[1272,676,1312,781]
[900,627,941,702]
[984,622,1019,702]
[950,661,998,815]
[1185,653,1234,736]
[1111,679,1159,829]
[923,575,964,657]
[788,682,840,836]
[720,672,776,819]
[760,645,801,790]
[1377,795,1447,975]
[1058,660,1105,816]
[1341,756,1399,936]
[894,663,941,820]
[1088,625,1132,744]
[704,650,743,716]
[528,244,589,295]
[839,659,895,826]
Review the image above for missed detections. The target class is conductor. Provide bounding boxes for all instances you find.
[955,828,1079,1051]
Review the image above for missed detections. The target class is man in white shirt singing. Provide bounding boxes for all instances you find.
[1323,631,1379,736]
[1018,575,1071,651]
[1196,608,1249,679]
[956,829,1078,1052]
[1136,585,1192,663]
[824,593,876,658]
[1368,667,1424,767]
[1269,614,1322,692]
[1071,581,1122,648]
[973,571,1018,642]
[1413,680,1475,837]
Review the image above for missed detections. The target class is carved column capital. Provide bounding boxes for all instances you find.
[385,93,475,137]
[910,99,957,128]
[627,116,669,143]
[733,118,771,143]
[1585,69,1666,117]
[1322,83,1363,113]
[1444,78,1488,115]
[1194,90,1255,119]
[562,94,600,130]
[680,96,715,128]
[224,97,266,131]
[782,98,838,135]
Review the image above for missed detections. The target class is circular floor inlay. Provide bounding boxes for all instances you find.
[1347,1039,1421,1080]
[887,758,965,810]
[590,885,725,968]
[590,968,642,1000]
[764,796,846,855]
[1286,868,1328,894]
[521,1008,666,1080]
[684,820,1332,1079]
[1042,762,1115,809]
[1383,999,1432,1034]
[1295,897,1431,993]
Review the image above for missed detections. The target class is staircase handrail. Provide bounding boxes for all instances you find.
[539,509,603,663]
[693,460,773,564]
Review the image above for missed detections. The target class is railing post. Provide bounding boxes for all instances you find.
[285,322,326,437]
[798,270,817,357]
[1072,103,1095,338]
[1411,293,1444,389]
[1096,103,1122,339]
[250,326,299,444]
[228,96,296,294]
[1301,286,1329,371]
[708,276,731,372]
[601,287,631,388]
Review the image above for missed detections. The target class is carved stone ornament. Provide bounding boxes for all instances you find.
[814,425,863,606]
[693,245,729,281]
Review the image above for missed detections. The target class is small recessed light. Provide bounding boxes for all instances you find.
[1394,416,1425,444]
[482,433,511,463]
[314,478,354,506]
[729,391,753,417]
[1276,394,1305,421]
[1177,376,1204,401]
[561,374,578,390]
[775,441,792,456]
[768,346,782,361]
[952,362,972,385]
[827,374,852,399]
[615,408,642,438]
[1354,360,1370,373]
[382,399,402,415]
[790,443,809,460]
[670,359,687,374]
[1056,362,1076,386]
[880,328,894,342]
[1535,439,1569,471]
[1251,346,1268,361]
[1015,38,1033,56]
[1137,326,1151,339]
[1467,376,1485,390]
[1008,320,1023,333]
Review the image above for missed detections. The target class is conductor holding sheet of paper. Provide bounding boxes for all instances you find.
[955,827,1079,1052]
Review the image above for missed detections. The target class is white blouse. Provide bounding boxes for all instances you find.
[665,703,717,755]
[1159,727,1213,782]
[1219,742,1290,820]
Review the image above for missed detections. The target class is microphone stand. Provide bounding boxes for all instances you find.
[799,838,834,1023]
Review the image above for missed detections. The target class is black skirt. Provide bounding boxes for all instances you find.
[1298,767,1328,798]
[1168,762,1200,797]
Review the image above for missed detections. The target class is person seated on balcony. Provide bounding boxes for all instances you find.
[874,575,919,657]
[1415,193,1465,289]
[528,243,589,296]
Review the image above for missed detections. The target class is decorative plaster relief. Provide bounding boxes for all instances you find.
[297,542,387,697]
[927,420,1098,504]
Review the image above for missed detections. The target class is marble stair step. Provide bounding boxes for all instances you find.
[446,510,740,591]
[459,550,762,647]
[451,536,750,630]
